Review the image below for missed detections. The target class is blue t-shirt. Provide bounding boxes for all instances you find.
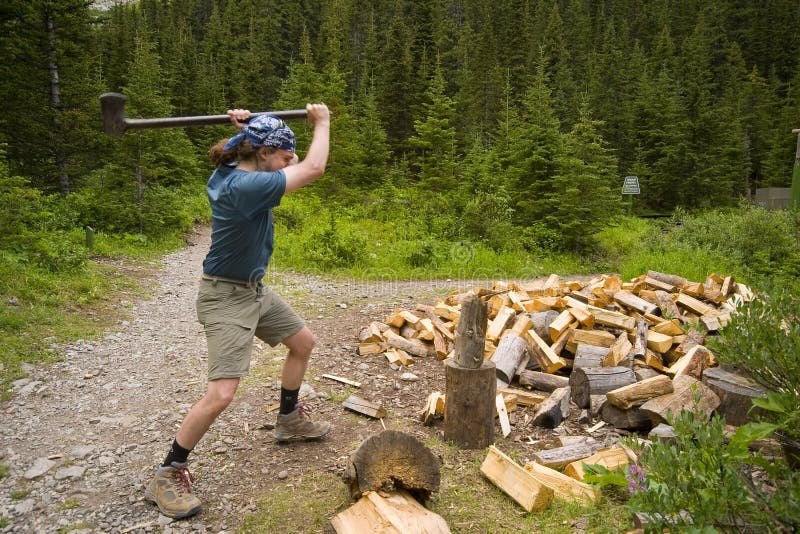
[202,165,286,282]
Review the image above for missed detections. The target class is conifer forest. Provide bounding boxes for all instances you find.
[1,0,799,253]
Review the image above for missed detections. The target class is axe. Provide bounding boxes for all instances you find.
[100,92,307,137]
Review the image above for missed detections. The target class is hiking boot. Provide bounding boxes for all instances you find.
[273,405,332,442]
[144,462,202,519]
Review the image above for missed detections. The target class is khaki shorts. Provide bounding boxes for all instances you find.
[196,277,306,380]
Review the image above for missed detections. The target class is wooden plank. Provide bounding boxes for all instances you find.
[322,374,362,388]
[523,461,600,504]
[481,446,554,512]
[343,395,387,419]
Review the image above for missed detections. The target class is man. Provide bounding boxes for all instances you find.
[145,103,331,519]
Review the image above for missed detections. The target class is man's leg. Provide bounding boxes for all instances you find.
[146,378,240,518]
[273,326,331,441]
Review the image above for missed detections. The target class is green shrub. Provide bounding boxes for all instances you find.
[625,409,798,531]
[300,212,367,269]
[709,285,800,443]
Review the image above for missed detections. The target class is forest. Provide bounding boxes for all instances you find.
[1,0,799,253]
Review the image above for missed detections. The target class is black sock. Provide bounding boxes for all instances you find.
[162,439,191,467]
[279,387,300,415]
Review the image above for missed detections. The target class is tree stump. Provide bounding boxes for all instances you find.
[445,294,495,449]
[444,358,496,448]
[701,366,768,426]
[342,430,441,503]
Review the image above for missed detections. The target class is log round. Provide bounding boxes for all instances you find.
[444,358,496,449]
[569,366,637,408]
[492,334,528,383]
[342,430,441,503]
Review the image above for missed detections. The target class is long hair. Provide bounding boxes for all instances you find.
[208,139,276,166]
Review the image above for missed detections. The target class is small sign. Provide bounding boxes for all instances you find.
[622,176,640,195]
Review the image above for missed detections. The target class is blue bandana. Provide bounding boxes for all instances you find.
[223,115,296,152]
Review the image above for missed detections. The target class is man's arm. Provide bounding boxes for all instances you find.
[283,103,330,194]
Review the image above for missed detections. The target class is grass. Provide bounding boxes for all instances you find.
[10,489,30,500]
[56,522,92,534]
[0,464,8,478]
[58,498,82,510]
[235,435,631,533]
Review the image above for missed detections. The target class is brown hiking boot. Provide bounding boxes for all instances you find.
[144,462,202,519]
[273,405,332,442]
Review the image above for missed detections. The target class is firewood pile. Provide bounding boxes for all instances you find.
[352,270,770,523]
[357,269,765,434]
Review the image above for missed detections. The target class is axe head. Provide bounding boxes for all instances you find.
[100,92,127,137]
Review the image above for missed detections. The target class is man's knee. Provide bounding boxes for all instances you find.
[285,327,315,356]
[206,379,239,411]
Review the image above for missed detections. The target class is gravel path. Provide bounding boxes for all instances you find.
[0,227,460,533]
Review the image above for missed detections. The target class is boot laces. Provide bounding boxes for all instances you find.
[172,465,195,495]
[298,403,312,419]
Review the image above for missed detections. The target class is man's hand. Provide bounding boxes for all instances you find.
[306,103,330,127]
[227,109,251,130]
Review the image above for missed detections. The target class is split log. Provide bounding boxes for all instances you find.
[518,370,570,393]
[646,330,674,353]
[433,301,461,322]
[522,461,599,504]
[654,290,682,319]
[606,375,674,410]
[495,393,511,437]
[668,329,706,363]
[444,359,496,449]
[587,305,636,331]
[566,329,617,354]
[600,402,653,431]
[602,333,633,367]
[614,290,660,316]
[563,447,630,481]
[481,446,554,512]
[385,347,413,366]
[644,276,676,292]
[528,310,560,343]
[634,366,663,381]
[720,276,735,297]
[492,315,533,383]
[343,395,387,419]
[653,319,685,337]
[702,367,768,426]
[573,344,611,369]
[359,322,385,343]
[647,270,688,289]
[548,310,575,343]
[384,330,431,358]
[526,329,565,374]
[632,320,648,359]
[666,345,714,380]
[417,305,456,342]
[331,490,451,534]
[568,306,595,328]
[358,341,387,356]
[531,387,571,428]
[453,295,487,369]
[549,325,575,357]
[531,440,600,470]
[675,292,715,316]
[569,367,637,408]
[497,387,547,406]
[639,375,721,425]
[486,305,516,343]
[342,430,441,502]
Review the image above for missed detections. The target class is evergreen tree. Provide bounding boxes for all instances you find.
[408,61,458,192]
[545,101,621,252]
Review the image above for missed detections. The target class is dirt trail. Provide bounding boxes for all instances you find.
[0,226,467,533]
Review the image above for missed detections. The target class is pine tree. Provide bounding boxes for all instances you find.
[545,101,621,252]
[408,61,458,192]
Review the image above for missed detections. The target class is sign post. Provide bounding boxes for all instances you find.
[622,176,640,215]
